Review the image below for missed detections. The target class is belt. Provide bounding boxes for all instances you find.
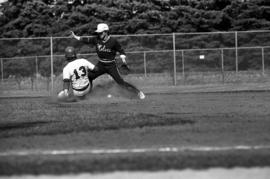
[72,83,90,91]
[99,59,115,63]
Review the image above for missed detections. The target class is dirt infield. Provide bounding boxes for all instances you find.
[0,87,270,175]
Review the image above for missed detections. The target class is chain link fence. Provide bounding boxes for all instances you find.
[1,30,270,97]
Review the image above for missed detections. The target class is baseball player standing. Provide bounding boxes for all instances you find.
[58,46,96,101]
[70,23,145,99]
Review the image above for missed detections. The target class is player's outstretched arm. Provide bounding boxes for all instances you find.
[70,31,81,40]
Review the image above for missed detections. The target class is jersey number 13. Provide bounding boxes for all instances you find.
[74,66,87,80]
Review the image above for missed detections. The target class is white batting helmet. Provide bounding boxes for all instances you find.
[95,23,109,33]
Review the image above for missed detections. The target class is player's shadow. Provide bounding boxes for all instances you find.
[0,121,56,131]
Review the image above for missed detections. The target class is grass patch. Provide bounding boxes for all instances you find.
[0,97,194,138]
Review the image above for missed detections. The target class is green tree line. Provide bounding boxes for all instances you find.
[1,0,270,37]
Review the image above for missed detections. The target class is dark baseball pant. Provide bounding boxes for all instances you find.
[89,61,140,94]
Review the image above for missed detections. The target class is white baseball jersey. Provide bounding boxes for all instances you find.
[63,58,95,93]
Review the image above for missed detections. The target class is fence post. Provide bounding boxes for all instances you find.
[143,51,147,77]
[50,36,54,95]
[173,33,177,86]
[181,50,185,84]
[262,47,265,76]
[0,58,3,84]
[35,56,38,76]
[35,56,38,90]
[221,49,225,83]
[235,31,238,74]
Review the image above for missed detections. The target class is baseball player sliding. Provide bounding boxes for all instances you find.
[70,23,145,99]
[58,46,95,101]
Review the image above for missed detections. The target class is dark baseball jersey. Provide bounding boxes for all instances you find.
[81,36,126,62]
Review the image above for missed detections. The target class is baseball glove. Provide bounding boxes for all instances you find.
[119,63,131,75]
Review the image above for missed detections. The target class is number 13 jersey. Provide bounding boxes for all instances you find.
[63,58,95,91]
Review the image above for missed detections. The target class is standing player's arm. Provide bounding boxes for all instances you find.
[70,31,81,40]
[70,31,95,44]
[114,39,127,64]
[114,39,131,73]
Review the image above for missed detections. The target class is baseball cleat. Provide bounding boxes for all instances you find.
[138,91,145,99]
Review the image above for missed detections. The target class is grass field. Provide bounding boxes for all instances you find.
[0,83,270,177]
